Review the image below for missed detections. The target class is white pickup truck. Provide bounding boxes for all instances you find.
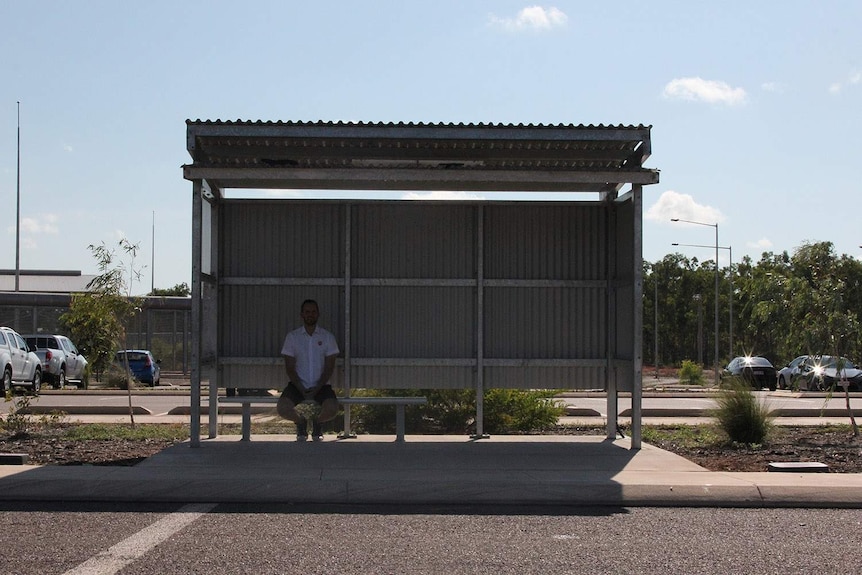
[0,326,43,393]
[22,334,88,389]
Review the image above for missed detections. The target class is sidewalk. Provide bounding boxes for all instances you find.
[4,390,861,509]
[1,433,860,508]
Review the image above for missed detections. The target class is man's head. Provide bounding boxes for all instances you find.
[300,299,320,327]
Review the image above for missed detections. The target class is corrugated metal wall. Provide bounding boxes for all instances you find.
[215,200,635,392]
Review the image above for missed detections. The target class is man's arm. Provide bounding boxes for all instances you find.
[284,355,300,386]
[306,353,337,398]
[319,353,337,386]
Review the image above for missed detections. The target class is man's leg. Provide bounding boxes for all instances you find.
[277,385,308,440]
[311,388,339,440]
[318,397,339,422]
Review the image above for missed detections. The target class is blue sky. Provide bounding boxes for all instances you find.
[1,1,860,294]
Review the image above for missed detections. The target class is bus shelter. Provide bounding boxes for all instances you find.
[183,121,659,448]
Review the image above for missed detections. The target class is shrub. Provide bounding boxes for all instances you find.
[482,389,565,433]
[346,388,565,435]
[713,381,773,444]
[1,393,67,437]
[679,360,704,385]
[103,363,135,389]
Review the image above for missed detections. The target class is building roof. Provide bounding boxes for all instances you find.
[183,120,659,195]
[0,270,95,294]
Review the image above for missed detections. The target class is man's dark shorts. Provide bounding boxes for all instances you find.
[281,382,337,406]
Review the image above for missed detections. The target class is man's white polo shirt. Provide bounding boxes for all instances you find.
[281,325,339,390]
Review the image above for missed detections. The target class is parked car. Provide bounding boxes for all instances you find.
[0,326,43,393]
[720,356,777,391]
[777,355,862,391]
[23,334,88,389]
[115,350,161,386]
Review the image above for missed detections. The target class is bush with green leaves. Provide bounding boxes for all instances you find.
[679,360,704,385]
[346,388,565,435]
[1,393,67,438]
[713,380,773,444]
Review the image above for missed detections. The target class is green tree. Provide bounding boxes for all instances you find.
[60,238,144,425]
[647,253,720,367]
[734,252,794,362]
[651,240,859,437]
[149,283,191,297]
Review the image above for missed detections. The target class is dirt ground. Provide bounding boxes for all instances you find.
[1,425,860,472]
[0,435,178,467]
[638,425,862,473]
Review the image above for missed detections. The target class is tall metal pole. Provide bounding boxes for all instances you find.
[714,224,719,386]
[654,270,659,378]
[151,210,155,293]
[728,246,733,357]
[670,218,720,386]
[673,241,732,361]
[15,102,21,292]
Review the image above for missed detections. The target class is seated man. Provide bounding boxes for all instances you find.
[276,299,340,441]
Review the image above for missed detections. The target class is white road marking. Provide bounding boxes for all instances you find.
[62,503,216,575]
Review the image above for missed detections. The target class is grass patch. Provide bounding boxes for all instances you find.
[642,424,724,449]
[61,423,190,441]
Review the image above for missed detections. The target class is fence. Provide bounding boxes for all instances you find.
[0,293,191,374]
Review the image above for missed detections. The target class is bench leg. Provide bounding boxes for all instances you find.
[241,403,251,441]
[395,404,405,442]
[339,404,357,439]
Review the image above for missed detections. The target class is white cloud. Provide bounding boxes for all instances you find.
[63,144,74,152]
[645,190,724,225]
[760,81,783,93]
[829,70,861,94]
[489,6,568,31]
[747,238,773,251]
[402,191,485,200]
[11,215,60,235]
[6,215,60,251]
[662,77,747,106]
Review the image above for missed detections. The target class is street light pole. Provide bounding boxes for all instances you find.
[654,270,659,379]
[672,241,733,359]
[729,245,732,357]
[15,101,21,292]
[671,218,720,386]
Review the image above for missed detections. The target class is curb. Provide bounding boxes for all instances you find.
[21,406,153,415]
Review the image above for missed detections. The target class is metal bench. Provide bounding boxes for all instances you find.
[218,395,427,442]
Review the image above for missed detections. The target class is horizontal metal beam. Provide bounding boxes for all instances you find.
[183,166,660,192]
[218,277,626,289]
[197,143,637,163]
[216,357,613,367]
[0,291,191,310]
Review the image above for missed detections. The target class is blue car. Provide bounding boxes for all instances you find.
[115,350,161,386]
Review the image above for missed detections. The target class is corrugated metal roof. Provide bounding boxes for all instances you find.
[186,119,651,129]
[183,120,658,193]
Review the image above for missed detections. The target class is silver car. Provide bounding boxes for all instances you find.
[23,334,89,389]
[778,355,862,391]
[0,326,43,393]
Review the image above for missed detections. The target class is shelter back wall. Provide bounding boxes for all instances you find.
[215,200,625,391]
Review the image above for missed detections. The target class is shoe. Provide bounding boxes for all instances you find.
[296,418,308,442]
[311,420,323,441]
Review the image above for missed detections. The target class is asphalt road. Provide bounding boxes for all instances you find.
[0,502,859,574]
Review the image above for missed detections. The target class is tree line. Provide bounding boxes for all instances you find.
[644,241,862,370]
